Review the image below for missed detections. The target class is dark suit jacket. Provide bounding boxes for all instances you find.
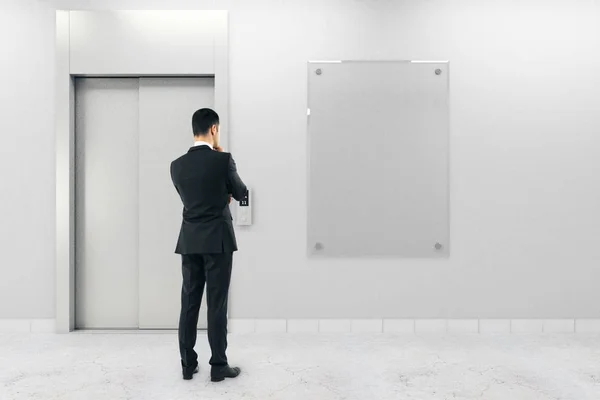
[170,145,247,254]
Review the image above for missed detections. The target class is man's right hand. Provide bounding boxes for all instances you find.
[214,146,224,152]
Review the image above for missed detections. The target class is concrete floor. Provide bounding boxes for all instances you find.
[1,332,600,399]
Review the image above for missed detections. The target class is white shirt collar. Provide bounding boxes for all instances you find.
[193,140,213,149]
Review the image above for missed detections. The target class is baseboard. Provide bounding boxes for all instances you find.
[227,319,600,334]
[0,319,56,333]
[2,319,598,335]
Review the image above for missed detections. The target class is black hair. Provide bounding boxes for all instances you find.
[192,108,220,136]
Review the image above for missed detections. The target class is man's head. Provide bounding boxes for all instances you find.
[192,108,220,147]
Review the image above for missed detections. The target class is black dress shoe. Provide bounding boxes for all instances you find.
[182,365,199,380]
[211,365,241,382]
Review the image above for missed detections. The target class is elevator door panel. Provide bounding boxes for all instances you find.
[75,78,140,329]
[75,77,215,329]
[138,78,215,329]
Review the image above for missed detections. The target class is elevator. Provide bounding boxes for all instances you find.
[74,77,214,329]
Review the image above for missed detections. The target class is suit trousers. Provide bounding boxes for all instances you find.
[178,252,233,368]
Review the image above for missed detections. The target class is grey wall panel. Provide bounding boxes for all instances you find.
[138,78,215,329]
[69,11,219,75]
[75,78,140,329]
[308,61,449,258]
[55,10,74,332]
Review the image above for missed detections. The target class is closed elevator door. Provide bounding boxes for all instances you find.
[75,77,214,329]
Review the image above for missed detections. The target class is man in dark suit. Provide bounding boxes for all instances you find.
[170,108,247,381]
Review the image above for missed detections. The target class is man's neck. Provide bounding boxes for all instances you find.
[194,136,214,149]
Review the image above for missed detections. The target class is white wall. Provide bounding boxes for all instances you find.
[226,0,600,319]
[0,0,56,318]
[2,0,600,319]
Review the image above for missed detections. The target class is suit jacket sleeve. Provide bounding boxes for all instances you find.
[226,154,248,201]
[170,162,181,195]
